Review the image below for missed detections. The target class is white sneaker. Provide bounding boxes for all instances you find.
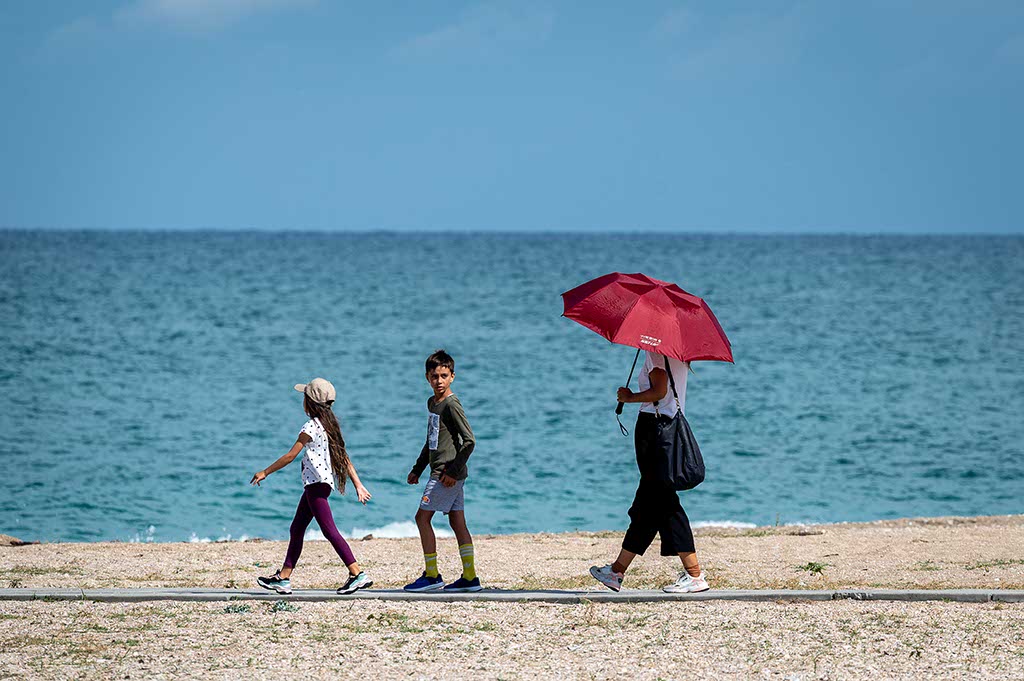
[663,572,709,593]
[589,564,624,592]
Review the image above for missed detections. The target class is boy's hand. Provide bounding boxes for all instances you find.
[407,472,419,485]
[439,473,457,488]
[356,485,372,505]
[250,470,267,486]
[617,387,634,403]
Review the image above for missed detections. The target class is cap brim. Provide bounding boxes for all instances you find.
[294,384,307,393]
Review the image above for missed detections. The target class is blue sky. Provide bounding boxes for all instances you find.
[1,1,1022,233]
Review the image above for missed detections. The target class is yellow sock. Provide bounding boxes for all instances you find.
[424,552,438,578]
[459,543,476,581]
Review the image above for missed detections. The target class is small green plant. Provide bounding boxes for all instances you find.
[271,600,300,613]
[366,612,424,632]
[224,603,251,614]
[913,561,942,572]
[624,612,655,626]
[796,562,828,576]
[965,558,1024,571]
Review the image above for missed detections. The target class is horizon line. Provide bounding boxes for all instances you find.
[2,226,1022,238]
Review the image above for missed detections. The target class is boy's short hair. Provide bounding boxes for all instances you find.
[425,349,455,374]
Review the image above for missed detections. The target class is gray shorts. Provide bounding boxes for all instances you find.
[419,477,465,514]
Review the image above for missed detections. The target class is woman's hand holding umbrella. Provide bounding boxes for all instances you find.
[618,370,667,407]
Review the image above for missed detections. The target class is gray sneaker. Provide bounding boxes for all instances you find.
[337,571,373,595]
[589,564,624,592]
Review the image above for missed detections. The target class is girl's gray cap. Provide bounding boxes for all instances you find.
[294,378,336,405]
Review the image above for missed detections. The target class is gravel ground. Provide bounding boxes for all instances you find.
[0,599,1022,680]
[2,515,1023,679]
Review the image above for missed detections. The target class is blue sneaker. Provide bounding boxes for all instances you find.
[442,576,482,592]
[403,572,445,592]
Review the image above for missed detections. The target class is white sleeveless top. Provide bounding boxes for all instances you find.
[300,418,336,490]
[639,351,688,416]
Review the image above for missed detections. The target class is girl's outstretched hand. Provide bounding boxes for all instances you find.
[250,470,267,486]
[356,485,372,505]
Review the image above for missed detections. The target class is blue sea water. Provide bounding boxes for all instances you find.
[1,231,1022,543]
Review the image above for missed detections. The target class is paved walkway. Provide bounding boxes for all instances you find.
[2,588,1022,604]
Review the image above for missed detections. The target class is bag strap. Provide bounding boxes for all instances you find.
[662,356,682,415]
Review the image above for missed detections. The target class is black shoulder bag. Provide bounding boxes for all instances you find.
[652,356,705,491]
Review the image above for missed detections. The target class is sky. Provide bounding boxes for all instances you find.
[1,1,1022,233]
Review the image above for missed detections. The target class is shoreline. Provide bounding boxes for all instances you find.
[5,512,1018,547]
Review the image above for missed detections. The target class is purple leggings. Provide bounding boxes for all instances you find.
[283,483,356,569]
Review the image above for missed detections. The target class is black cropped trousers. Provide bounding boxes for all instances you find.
[621,412,696,556]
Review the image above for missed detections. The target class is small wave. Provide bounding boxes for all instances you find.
[188,531,252,543]
[129,525,157,543]
[691,520,757,529]
[179,523,455,543]
[345,520,455,539]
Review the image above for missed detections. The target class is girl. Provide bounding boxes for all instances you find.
[250,378,373,595]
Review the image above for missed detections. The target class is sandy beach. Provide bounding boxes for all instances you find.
[2,515,1023,679]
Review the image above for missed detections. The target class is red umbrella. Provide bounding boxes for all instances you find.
[562,272,732,431]
[561,272,733,364]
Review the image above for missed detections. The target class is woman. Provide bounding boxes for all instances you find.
[589,350,709,593]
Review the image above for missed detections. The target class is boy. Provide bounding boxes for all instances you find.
[404,349,481,592]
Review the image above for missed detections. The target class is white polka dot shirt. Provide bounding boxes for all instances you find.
[300,418,336,490]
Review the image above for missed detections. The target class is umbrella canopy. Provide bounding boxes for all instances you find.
[561,272,733,363]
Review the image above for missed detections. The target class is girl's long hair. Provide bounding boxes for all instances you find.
[304,395,350,493]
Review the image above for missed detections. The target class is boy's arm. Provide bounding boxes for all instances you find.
[410,443,429,479]
[441,401,475,479]
[409,398,432,483]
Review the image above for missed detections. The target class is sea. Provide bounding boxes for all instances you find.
[1,231,1022,543]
